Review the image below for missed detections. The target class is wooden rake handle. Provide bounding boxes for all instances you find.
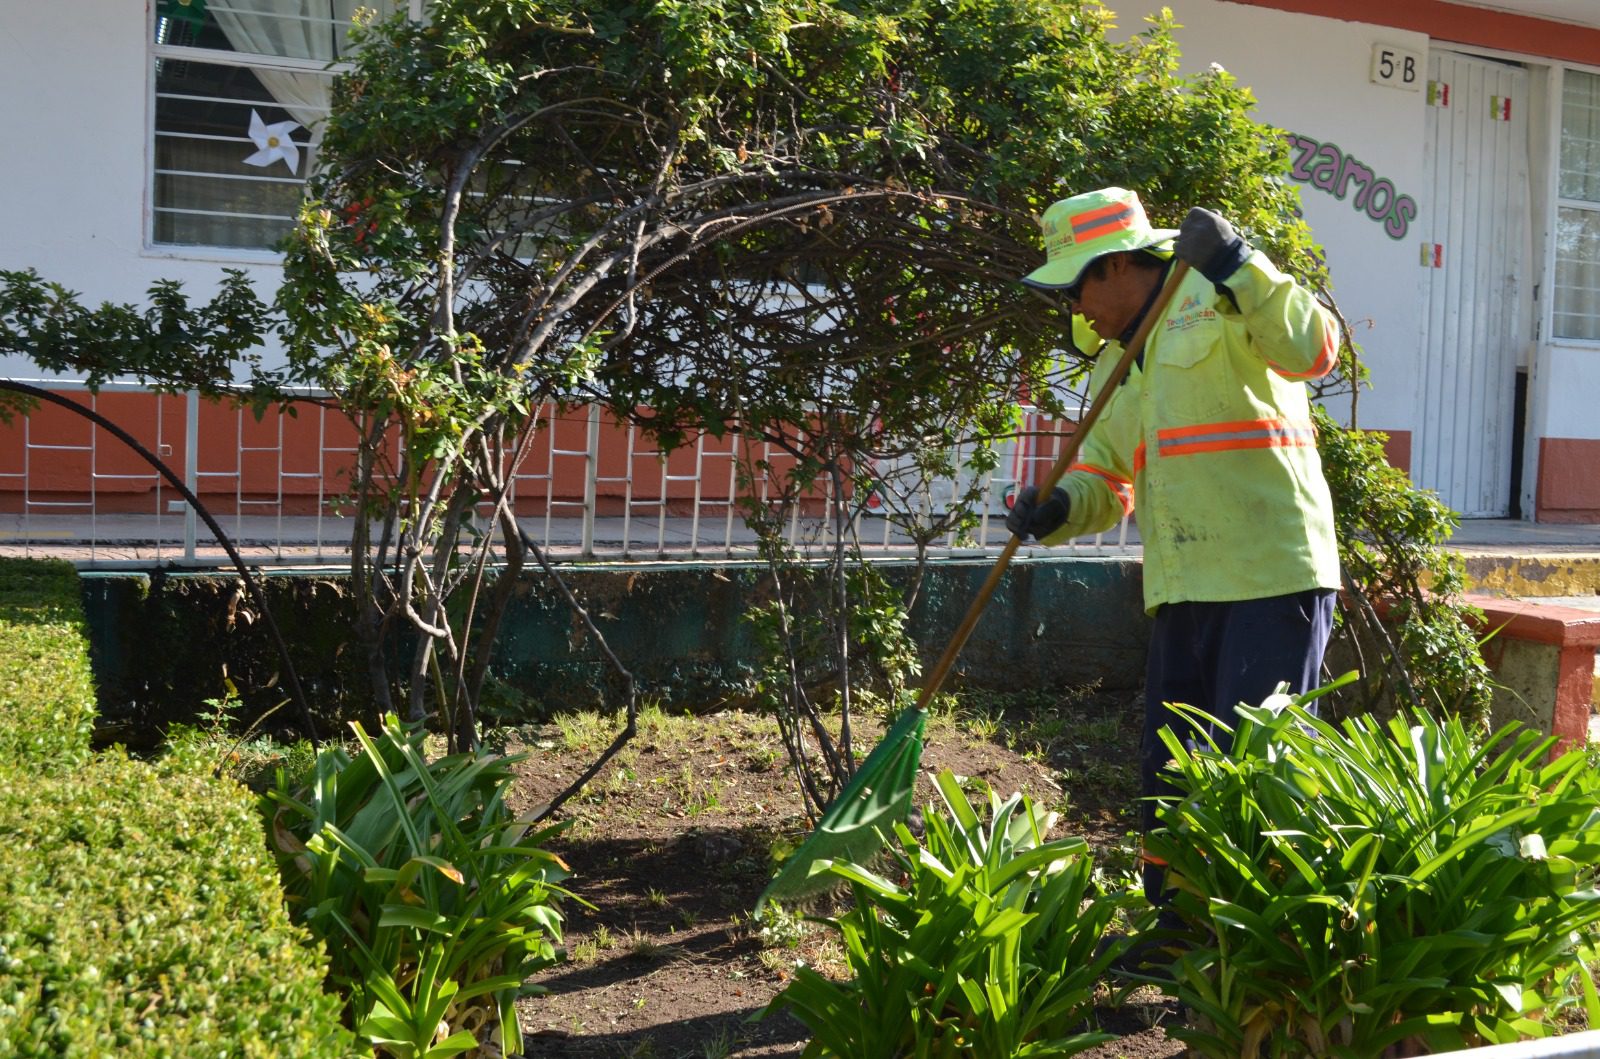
[912,260,1192,711]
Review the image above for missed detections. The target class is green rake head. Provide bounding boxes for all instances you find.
[755,705,927,912]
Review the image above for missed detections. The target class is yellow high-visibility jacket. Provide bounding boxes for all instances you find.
[1042,253,1342,613]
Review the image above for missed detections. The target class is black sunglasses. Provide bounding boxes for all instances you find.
[1062,258,1106,309]
[1062,276,1087,308]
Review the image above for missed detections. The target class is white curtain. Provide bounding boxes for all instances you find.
[1557,70,1600,341]
[210,1,400,128]
[153,0,403,246]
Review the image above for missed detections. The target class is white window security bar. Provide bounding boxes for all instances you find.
[0,382,1136,569]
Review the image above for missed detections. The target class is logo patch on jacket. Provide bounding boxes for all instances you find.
[1165,302,1218,333]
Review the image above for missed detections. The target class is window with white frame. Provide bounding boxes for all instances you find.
[149,0,410,252]
[1556,68,1600,341]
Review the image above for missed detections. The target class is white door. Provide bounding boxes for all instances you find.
[1417,51,1531,517]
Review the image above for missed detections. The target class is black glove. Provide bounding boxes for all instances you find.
[1005,485,1070,541]
[1175,206,1250,283]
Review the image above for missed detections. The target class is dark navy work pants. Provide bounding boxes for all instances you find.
[1140,587,1336,903]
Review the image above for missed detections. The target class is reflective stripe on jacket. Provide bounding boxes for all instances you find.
[1042,253,1341,613]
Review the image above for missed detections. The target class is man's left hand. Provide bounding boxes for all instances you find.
[1006,486,1070,541]
[1175,207,1250,283]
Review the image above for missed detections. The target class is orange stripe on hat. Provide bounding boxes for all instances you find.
[1071,200,1133,228]
[1071,201,1137,242]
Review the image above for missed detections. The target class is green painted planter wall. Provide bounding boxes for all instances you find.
[77,558,1150,735]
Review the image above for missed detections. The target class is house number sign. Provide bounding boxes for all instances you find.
[1371,43,1423,91]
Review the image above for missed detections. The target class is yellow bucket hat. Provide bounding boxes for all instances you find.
[1021,186,1178,289]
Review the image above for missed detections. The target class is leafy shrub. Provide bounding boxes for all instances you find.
[267,715,577,1057]
[0,753,354,1057]
[1315,408,1494,722]
[745,551,925,823]
[1146,694,1600,1057]
[0,558,95,768]
[764,770,1135,1057]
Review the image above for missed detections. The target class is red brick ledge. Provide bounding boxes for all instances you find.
[1464,595,1598,754]
[1365,593,1596,753]
[1463,595,1600,649]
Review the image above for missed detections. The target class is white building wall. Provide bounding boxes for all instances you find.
[0,1,288,379]
[1114,0,1432,437]
[1127,0,1600,519]
[4,1,1588,459]
[1536,345,1600,436]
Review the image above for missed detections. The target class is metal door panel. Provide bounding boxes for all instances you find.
[1418,51,1529,517]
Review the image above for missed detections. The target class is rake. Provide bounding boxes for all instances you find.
[756,261,1191,909]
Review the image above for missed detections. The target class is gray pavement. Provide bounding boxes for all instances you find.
[0,512,776,565]
[1445,519,1600,554]
[3,511,1600,567]
[1545,598,1600,616]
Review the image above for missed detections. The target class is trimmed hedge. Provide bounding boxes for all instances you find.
[0,558,96,767]
[0,755,357,1056]
[0,560,357,1057]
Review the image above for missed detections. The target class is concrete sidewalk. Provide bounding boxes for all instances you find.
[3,511,1600,567]
[0,510,1139,565]
[1447,518,1600,553]
[0,512,777,564]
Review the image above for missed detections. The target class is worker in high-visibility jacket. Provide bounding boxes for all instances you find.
[1006,186,1341,909]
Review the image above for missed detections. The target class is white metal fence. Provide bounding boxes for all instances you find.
[0,380,1136,568]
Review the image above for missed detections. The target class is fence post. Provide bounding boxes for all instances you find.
[582,403,600,559]
[690,431,706,558]
[184,389,199,561]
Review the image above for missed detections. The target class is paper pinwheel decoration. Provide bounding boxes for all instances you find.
[242,110,302,174]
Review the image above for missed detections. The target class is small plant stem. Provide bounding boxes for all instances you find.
[212,698,290,780]
[829,455,853,779]
[517,524,639,821]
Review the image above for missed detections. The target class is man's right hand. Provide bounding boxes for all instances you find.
[1175,206,1250,283]
[1006,486,1070,540]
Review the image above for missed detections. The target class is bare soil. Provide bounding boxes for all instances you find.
[500,689,1188,1059]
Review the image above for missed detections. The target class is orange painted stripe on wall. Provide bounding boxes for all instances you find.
[1536,437,1600,523]
[1224,0,1600,66]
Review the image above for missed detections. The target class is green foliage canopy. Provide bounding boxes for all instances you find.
[280,0,1321,458]
[0,269,275,420]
